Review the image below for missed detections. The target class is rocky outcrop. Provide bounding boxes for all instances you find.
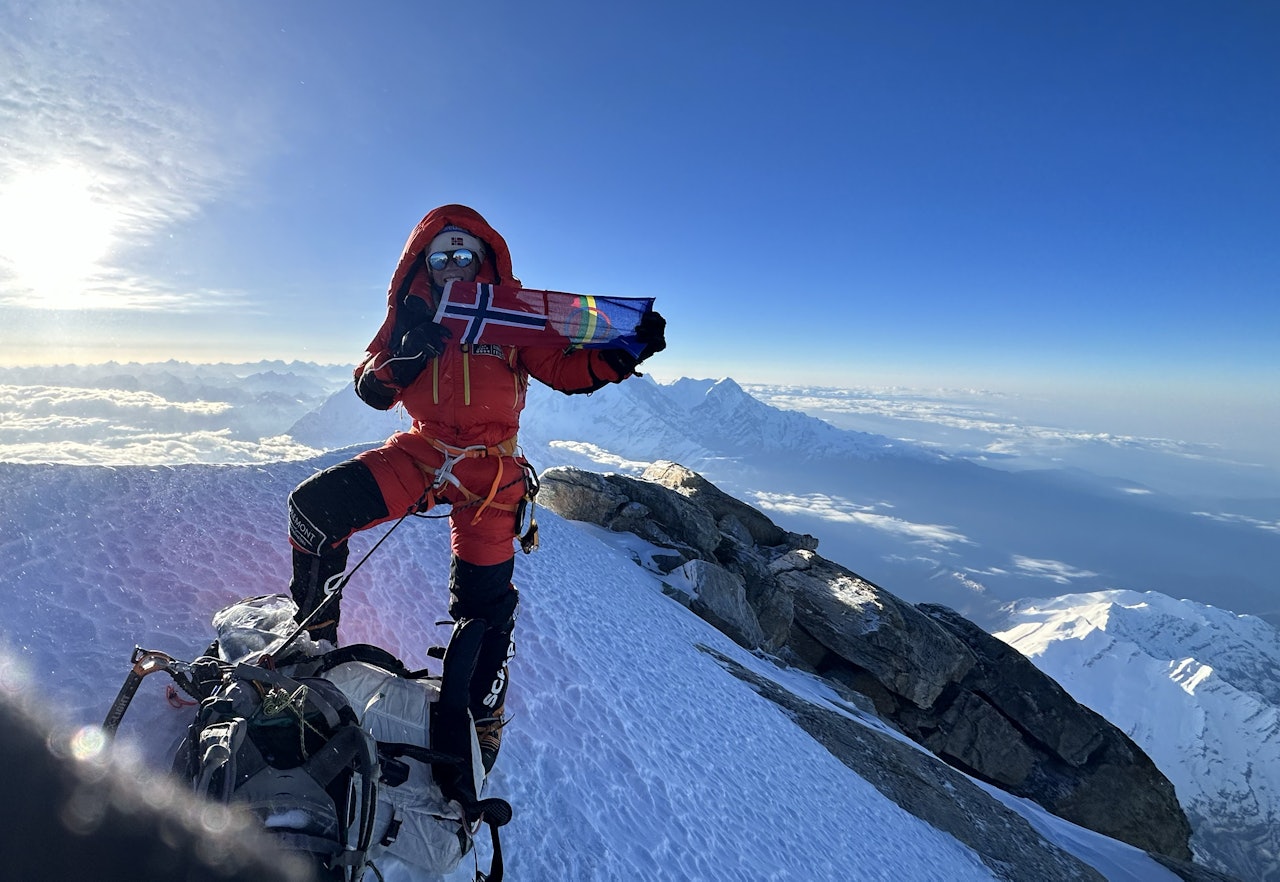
[921,605,1192,857]
[538,461,1196,863]
[772,549,975,710]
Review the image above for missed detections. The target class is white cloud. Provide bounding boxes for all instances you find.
[1193,511,1280,535]
[547,440,654,474]
[963,557,1099,587]
[0,363,350,465]
[0,432,321,466]
[750,384,1224,460]
[751,490,971,552]
[1008,555,1099,585]
[0,382,316,465]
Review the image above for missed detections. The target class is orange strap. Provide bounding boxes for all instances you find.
[473,456,504,523]
[430,436,520,459]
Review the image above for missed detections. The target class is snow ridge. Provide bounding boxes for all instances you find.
[997,590,1280,882]
[670,377,925,460]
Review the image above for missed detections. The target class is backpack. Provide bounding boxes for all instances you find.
[168,594,509,881]
[172,607,379,881]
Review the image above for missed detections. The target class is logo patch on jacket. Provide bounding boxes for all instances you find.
[471,344,506,359]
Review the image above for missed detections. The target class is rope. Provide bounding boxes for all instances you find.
[166,684,197,708]
[274,502,422,660]
[277,451,539,658]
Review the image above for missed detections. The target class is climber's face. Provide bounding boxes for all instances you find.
[426,230,484,289]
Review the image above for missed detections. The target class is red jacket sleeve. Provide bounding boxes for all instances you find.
[353,349,403,410]
[518,346,632,395]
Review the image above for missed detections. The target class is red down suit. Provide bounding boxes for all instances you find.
[346,204,632,565]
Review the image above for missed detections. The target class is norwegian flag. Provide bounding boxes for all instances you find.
[433,281,655,357]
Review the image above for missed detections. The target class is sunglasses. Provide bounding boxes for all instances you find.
[426,248,478,271]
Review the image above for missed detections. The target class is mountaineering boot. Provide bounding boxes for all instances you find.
[475,704,506,775]
[288,545,349,644]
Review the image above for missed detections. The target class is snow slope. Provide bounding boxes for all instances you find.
[996,590,1280,882]
[0,455,1183,881]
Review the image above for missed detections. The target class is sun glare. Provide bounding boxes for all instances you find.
[0,163,119,306]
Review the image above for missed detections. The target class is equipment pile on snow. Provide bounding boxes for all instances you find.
[103,594,511,881]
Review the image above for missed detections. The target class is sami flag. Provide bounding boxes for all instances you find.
[433,281,656,358]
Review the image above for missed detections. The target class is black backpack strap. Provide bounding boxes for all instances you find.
[481,820,504,882]
[378,740,466,768]
[299,718,379,877]
[312,643,434,679]
[431,619,487,806]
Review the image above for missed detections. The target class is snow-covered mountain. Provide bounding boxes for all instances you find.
[4,361,1277,879]
[528,378,1279,636]
[0,456,1189,881]
[996,590,1280,882]
[520,375,923,469]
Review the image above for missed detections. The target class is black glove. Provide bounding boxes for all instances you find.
[635,310,666,362]
[390,321,452,386]
[602,310,667,377]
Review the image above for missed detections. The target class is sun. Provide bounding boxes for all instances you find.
[0,163,119,306]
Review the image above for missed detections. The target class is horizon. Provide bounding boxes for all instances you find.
[3,355,1278,472]
[3,358,1278,628]
[2,1,1277,436]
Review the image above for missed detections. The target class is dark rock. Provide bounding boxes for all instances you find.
[643,461,790,547]
[713,540,794,652]
[775,550,976,709]
[536,466,626,525]
[539,466,720,563]
[925,690,1037,787]
[677,559,766,649]
[539,461,1197,865]
[922,603,1194,860]
[922,605,1106,766]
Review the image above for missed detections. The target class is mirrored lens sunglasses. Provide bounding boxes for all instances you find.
[426,248,477,271]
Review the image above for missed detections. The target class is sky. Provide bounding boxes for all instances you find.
[1,1,1277,430]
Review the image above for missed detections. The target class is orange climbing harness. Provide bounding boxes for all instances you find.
[413,435,541,552]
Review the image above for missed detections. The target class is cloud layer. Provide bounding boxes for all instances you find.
[0,361,348,465]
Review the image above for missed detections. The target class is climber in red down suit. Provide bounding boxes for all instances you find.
[287,204,665,774]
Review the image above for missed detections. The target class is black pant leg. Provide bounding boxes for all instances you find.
[287,458,390,555]
[447,557,519,717]
[287,458,389,639]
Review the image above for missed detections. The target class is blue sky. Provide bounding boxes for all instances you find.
[1,1,1276,444]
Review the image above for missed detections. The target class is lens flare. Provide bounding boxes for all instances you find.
[68,724,109,761]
